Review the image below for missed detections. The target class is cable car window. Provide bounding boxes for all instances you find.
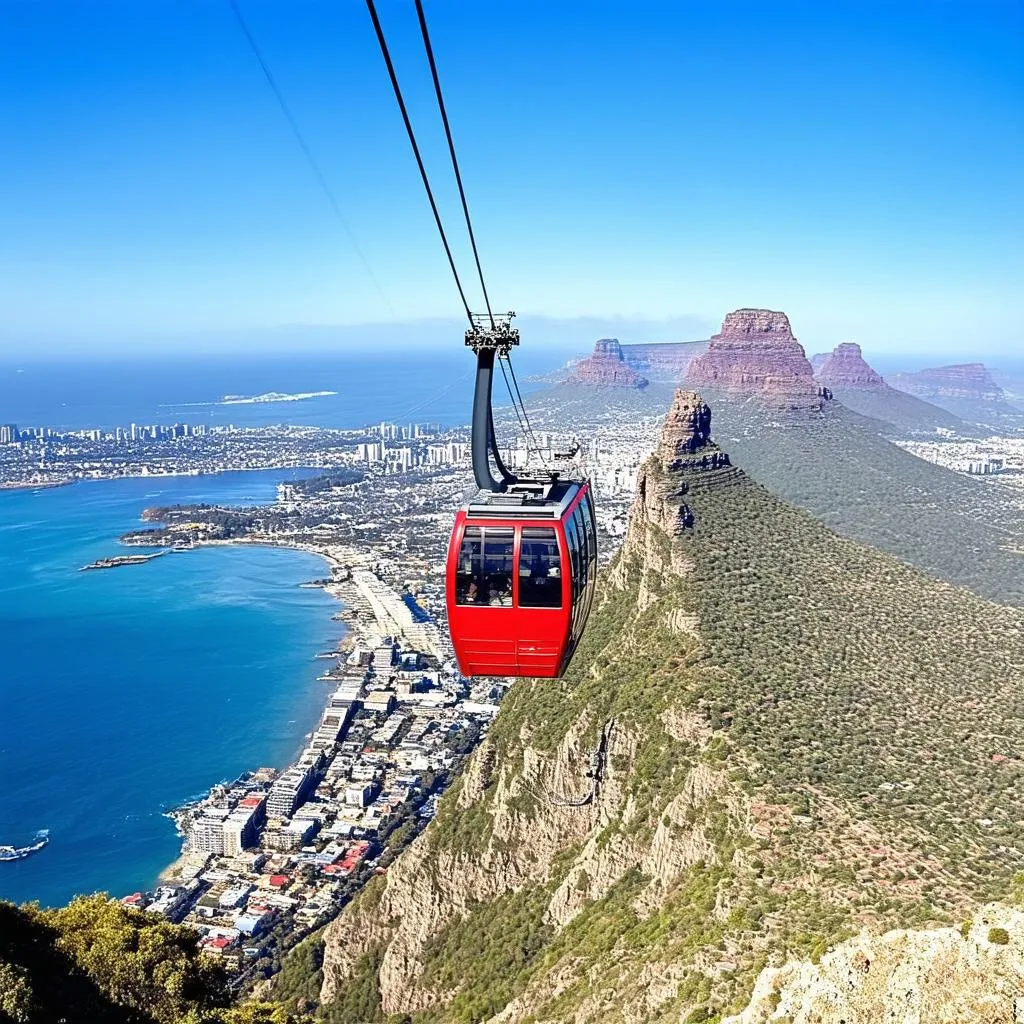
[483,527,515,607]
[455,526,484,605]
[518,527,562,608]
[582,497,597,582]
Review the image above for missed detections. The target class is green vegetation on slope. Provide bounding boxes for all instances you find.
[319,435,1024,1022]
[0,895,309,1024]
[824,385,971,436]
[707,395,1023,606]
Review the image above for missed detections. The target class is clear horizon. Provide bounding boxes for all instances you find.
[1,1,1021,358]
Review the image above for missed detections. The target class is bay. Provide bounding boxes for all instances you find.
[0,347,566,908]
[0,470,341,907]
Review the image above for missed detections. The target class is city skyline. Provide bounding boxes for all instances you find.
[0,1,1021,357]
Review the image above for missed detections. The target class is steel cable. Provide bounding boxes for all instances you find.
[365,0,473,325]
[227,0,394,314]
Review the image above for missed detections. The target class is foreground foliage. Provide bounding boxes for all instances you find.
[0,895,309,1024]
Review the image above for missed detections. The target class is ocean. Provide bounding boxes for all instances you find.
[0,348,565,908]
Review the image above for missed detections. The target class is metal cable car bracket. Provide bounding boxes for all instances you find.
[466,312,521,493]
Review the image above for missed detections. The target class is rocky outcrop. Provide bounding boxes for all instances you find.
[620,340,710,379]
[890,363,1006,402]
[567,338,649,388]
[622,390,739,546]
[815,342,885,388]
[686,309,825,410]
[726,903,1024,1024]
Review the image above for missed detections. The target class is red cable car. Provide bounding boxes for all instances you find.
[446,478,597,678]
[444,314,598,679]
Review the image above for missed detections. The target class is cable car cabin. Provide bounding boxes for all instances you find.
[446,478,597,678]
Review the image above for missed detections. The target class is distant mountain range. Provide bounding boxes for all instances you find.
[547,312,1023,605]
[555,311,1022,438]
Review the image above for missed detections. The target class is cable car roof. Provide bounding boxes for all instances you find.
[462,478,585,519]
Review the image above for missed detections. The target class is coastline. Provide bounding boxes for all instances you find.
[156,532,443,888]
[0,460,334,493]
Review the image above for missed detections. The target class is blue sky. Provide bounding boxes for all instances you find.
[0,0,1021,357]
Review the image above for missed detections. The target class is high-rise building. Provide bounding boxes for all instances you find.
[222,805,262,856]
[189,809,230,855]
[266,764,318,819]
[0,424,18,445]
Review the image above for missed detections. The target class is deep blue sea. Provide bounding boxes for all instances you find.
[0,349,564,908]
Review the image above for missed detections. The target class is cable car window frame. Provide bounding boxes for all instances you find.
[455,525,514,607]
[581,493,597,584]
[564,512,581,638]
[482,527,515,607]
[565,514,581,602]
[517,526,563,609]
[571,502,588,642]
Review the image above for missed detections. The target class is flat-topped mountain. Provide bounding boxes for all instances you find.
[890,363,1024,431]
[892,362,1004,402]
[566,338,649,389]
[687,308,825,410]
[620,339,710,379]
[310,389,1024,1023]
[813,343,971,434]
[815,342,885,388]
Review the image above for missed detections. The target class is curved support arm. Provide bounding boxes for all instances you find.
[488,401,516,486]
[472,349,514,492]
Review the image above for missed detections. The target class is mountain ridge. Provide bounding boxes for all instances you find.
[313,389,1024,1023]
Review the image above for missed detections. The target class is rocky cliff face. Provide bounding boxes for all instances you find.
[686,309,825,410]
[890,363,1006,402]
[567,338,649,389]
[316,388,1024,1023]
[815,342,885,389]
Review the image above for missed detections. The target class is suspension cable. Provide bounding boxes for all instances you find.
[497,357,541,463]
[413,0,494,329]
[227,0,393,314]
[364,0,473,325]
[506,354,548,465]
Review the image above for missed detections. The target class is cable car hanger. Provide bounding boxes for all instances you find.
[364,0,544,487]
[367,0,598,678]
